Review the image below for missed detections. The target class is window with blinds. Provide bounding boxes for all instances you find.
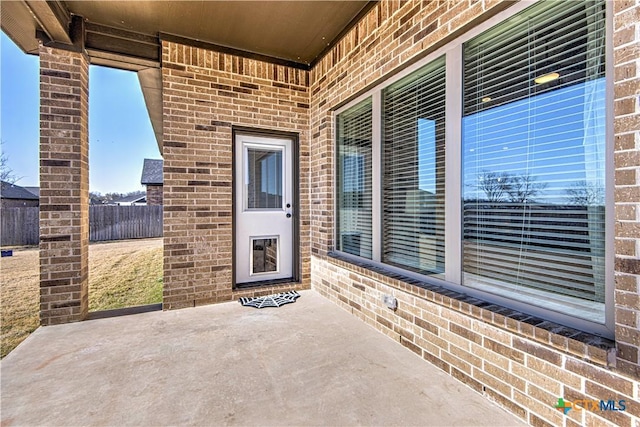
[462,0,606,320]
[382,57,446,275]
[336,98,373,259]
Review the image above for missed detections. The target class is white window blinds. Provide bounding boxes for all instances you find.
[382,57,446,275]
[462,0,607,320]
[337,98,373,259]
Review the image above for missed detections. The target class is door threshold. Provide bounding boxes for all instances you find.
[235,278,296,290]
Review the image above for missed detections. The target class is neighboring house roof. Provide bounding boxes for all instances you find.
[24,186,40,197]
[0,181,39,200]
[141,158,163,185]
[113,194,147,204]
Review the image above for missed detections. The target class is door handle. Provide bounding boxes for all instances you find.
[286,213,292,218]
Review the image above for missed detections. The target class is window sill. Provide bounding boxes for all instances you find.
[326,252,615,368]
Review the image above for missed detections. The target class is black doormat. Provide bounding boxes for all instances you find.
[239,291,301,309]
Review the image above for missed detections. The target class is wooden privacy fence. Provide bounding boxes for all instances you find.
[1,207,39,246]
[1,205,163,246]
[89,205,163,242]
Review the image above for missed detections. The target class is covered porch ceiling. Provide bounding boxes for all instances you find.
[2,1,374,152]
[2,1,373,68]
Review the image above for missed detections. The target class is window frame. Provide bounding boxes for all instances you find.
[333,0,614,338]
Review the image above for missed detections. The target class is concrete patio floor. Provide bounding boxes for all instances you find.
[1,291,525,426]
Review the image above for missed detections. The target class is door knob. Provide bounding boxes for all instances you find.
[286,213,292,218]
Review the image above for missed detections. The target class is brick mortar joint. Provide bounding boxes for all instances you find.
[315,253,616,368]
[613,74,640,83]
[613,38,640,48]
[162,50,309,84]
[614,111,640,119]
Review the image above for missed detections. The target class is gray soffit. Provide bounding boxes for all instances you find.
[1,1,375,70]
[138,69,163,154]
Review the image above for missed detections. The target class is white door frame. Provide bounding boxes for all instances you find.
[233,128,299,287]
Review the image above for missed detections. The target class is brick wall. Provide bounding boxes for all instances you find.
[161,41,311,308]
[613,0,640,382]
[313,257,638,427]
[38,45,89,325]
[308,1,640,426]
[146,184,163,205]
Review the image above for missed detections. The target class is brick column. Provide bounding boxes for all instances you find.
[39,45,89,325]
[613,0,640,377]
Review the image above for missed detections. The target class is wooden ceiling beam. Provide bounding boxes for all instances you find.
[85,22,160,64]
[24,0,72,44]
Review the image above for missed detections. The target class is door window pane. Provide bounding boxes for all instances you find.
[337,98,373,259]
[247,148,283,209]
[382,56,446,276]
[462,0,606,322]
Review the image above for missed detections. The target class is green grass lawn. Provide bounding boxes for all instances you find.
[1,238,163,358]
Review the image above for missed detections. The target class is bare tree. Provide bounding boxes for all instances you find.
[506,174,547,203]
[472,171,547,203]
[566,181,604,206]
[476,171,513,202]
[0,141,21,184]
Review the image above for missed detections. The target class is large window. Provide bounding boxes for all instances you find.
[334,0,609,335]
[382,57,446,276]
[462,0,606,323]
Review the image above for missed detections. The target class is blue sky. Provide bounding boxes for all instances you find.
[1,32,161,194]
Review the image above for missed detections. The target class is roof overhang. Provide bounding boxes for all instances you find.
[2,1,374,69]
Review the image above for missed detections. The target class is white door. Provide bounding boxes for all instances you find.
[235,133,293,284]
